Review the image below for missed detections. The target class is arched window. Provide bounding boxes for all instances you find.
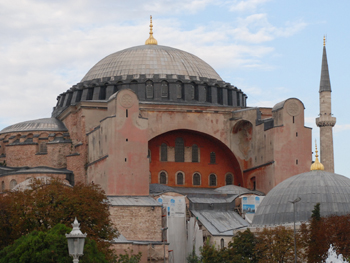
[189,84,195,100]
[192,144,199,162]
[160,143,167,162]
[221,238,224,249]
[10,179,17,190]
[160,172,167,184]
[193,173,201,186]
[161,81,169,98]
[210,152,216,164]
[177,172,184,185]
[206,85,211,102]
[226,174,233,185]
[209,174,216,186]
[1,181,4,192]
[228,89,233,106]
[175,138,184,162]
[251,176,256,190]
[146,80,154,99]
[194,85,199,101]
[217,87,223,104]
[176,82,184,99]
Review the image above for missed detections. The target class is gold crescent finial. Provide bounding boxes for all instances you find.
[323,35,326,47]
[145,15,158,45]
[311,140,324,171]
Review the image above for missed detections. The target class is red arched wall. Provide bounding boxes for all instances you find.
[149,129,242,188]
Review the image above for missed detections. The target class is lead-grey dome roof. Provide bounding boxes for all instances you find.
[0,118,68,134]
[252,170,350,226]
[82,45,222,82]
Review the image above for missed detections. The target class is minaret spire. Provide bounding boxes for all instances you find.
[316,37,336,172]
[145,15,158,45]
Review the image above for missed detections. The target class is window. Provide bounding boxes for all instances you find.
[146,80,154,99]
[228,90,233,106]
[177,172,184,185]
[192,144,199,162]
[210,152,216,164]
[176,82,184,99]
[221,239,224,249]
[226,174,233,185]
[194,85,199,100]
[217,87,223,104]
[205,85,211,102]
[161,143,167,161]
[237,92,241,106]
[193,173,201,186]
[161,81,169,98]
[1,181,4,192]
[160,172,167,184]
[209,174,217,186]
[175,138,184,162]
[189,84,195,100]
[39,142,47,153]
[251,177,256,190]
[10,179,17,190]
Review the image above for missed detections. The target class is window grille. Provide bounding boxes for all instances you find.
[161,143,167,161]
[226,174,233,185]
[177,172,184,185]
[209,174,217,186]
[160,172,167,184]
[193,173,201,186]
[175,138,184,162]
[192,144,198,162]
[176,82,183,99]
[146,80,154,99]
[210,152,216,164]
[161,81,169,98]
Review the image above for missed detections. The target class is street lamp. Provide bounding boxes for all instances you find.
[161,227,168,263]
[289,197,301,263]
[66,218,87,263]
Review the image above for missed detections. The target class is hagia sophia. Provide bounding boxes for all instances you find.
[0,17,348,262]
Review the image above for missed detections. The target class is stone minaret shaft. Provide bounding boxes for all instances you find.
[316,40,336,172]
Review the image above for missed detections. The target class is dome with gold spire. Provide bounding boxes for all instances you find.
[252,144,350,226]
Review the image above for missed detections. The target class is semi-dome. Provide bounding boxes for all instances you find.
[81,45,222,82]
[1,118,68,134]
[252,170,350,226]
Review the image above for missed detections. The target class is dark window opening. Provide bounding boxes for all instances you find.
[146,80,154,99]
[226,174,233,185]
[161,143,167,162]
[194,85,199,100]
[126,109,128,118]
[293,116,295,123]
[126,138,128,142]
[206,86,211,102]
[76,90,82,102]
[193,173,201,186]
[39,142,47,153]
[125,158,127,162]
[99,86,106,100]
[221,239,224,249]
[228,90,233,106]
[176,82,184,99]
[210,152,216,164]
[209,174,216,186]
[161,81,169,98]
[217,88,223,104]
[237,93,241,106]
[296,132,298,137]
[251,177,256,190]
[177,172,184,185]
[296,159,298,165]
[160,172,167,184]
[175,138,184,162]
[192,144,199,162]
[87,88,93,100]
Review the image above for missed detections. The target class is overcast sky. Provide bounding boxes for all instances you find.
[0,0,349,176]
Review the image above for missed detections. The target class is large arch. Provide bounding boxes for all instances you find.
[148,129,243,188]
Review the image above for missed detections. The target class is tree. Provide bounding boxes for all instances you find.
[228,228,259,263]
[0,178,118,259]
[113,250,142,263]
[0,223,108,263]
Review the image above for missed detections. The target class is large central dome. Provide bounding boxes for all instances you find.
[81,45,222,82]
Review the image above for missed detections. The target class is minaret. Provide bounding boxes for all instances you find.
[316,37,336,172]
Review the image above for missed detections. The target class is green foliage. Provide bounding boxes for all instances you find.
[200,238,230,263]
[311,203,321,222]
[112,249,142,263]
[228,228,259,263]
[0,223,107,263]
[186,247,201,263]
[0,179,118,259]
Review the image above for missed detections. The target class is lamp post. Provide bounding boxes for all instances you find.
[289,197,301,263]
[66,218,87,263]
[161,227,168,263]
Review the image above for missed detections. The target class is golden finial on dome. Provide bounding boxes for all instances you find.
[310,140,324,171]
[145,15,158,45]
[323,35,326,46]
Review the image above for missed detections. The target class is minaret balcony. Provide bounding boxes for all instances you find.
[316,116,336,127]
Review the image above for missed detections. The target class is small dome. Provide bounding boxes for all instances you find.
[81,45,222,82]
[252,170,350,226]
[0,118,68,134]
[214,185,262,195]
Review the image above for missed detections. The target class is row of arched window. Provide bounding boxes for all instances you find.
[1,179,17,192]
[159,171,233,186]
[160,138,216,163]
